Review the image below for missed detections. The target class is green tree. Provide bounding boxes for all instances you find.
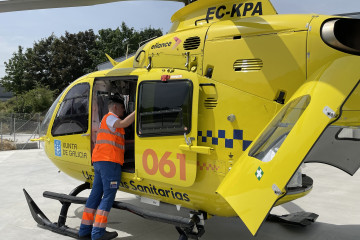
[24,34,56,90]
[25,30,97,91]
[1,46,28,94]
[1,23,162,107]
[92,22,163,65]
[1,87,55,114]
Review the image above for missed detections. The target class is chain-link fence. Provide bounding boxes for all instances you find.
[0,113,42,150]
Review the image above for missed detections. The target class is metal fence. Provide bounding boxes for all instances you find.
[0,113,42,150]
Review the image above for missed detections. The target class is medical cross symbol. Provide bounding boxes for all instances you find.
[255,167,264,181]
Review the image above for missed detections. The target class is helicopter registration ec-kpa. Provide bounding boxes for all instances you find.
[206,2,263,20]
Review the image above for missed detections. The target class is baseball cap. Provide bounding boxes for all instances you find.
[108,95,124,104]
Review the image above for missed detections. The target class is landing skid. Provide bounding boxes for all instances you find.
[23,183,205,240]
[267,212,319,226]
[23,183,90,239]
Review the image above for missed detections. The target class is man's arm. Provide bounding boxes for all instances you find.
[113,111,135,129]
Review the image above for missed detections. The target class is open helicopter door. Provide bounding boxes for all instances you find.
[91,76,138,173]
[217,57,360,236]
[134,76,200,187]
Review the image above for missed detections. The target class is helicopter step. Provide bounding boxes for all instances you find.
[23,183,205,240]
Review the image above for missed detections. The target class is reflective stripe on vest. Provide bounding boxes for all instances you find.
[96,140,125,150]
[97,129,125,139]
[92,112,125,165]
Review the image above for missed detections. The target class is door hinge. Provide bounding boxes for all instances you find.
[272,184,284,196]
[323,106,337,119]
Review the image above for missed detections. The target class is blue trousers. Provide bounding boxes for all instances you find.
[79,161,122,240]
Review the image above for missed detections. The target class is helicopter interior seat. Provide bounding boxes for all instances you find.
[123,140,135,173]
[121,81,137,174]
[123,115,135,173]
[117,83,137,174]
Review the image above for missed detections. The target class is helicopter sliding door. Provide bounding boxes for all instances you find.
[135,78,199,187]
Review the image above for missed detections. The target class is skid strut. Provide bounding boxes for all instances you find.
[23,182,90,239]
[23,183,205,239]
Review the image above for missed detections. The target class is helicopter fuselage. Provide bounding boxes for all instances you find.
[41,12,335,217]
[37,1,360,236]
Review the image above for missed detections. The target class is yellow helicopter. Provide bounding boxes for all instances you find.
[2,0,360,239]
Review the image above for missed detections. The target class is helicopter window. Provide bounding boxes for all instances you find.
[40,90,65,136]
[249,95,311,162]
[137,80,192,137]
[51,83,90,136]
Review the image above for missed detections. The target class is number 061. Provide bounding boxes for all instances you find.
[142,149,186,181]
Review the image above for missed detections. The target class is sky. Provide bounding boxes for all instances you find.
[0,0,360,79]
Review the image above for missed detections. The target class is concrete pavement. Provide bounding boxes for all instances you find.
[0,149,359,240]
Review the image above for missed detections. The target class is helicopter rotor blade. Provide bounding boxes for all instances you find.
[0,0,188,13]
[334,12,360,18]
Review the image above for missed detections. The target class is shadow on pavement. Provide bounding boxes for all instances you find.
[70,198,360,240]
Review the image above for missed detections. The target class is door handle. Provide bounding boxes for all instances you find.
[179,145,214,155]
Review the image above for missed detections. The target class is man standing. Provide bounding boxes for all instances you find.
[79,96,135,240]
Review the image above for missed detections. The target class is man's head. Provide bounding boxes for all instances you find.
[108,95,125,118]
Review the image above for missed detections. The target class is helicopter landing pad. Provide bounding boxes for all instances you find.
[0,149,359,240]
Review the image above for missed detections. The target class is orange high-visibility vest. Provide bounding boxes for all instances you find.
[92,112,125,165]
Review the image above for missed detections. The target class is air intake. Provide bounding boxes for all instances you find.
[204,98,218,109]
[184,37,201,50]
[321,18,360,55]
[233,59,263,72]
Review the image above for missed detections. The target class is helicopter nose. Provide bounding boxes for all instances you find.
[321,18,360,55]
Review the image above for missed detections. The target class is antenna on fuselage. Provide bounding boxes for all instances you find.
[185,0,198,5]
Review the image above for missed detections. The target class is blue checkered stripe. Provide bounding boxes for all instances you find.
[198,129,252,151]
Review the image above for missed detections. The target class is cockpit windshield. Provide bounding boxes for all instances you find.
[40,90,65,137]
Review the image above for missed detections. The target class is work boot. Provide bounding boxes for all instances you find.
[78,234,91,240]
[95,231,118,240]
